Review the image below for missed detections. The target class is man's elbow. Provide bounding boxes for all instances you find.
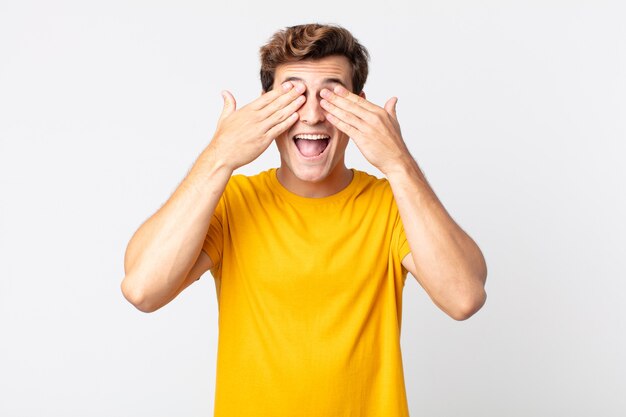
[449,288,487,321]
[450,262,488,320]
[121,277,160,313]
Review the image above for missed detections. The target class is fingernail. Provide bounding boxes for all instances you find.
[295,83,306,93]
[320,89,330,98]
[282,82,293,91]
[334,85,347,95]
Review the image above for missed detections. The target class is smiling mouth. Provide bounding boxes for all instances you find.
[293,134,331,157]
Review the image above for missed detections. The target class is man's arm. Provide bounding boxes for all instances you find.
[121,82,306,312]
[120,157,230,313]
[389,161,487,321]
[318,85,487,320]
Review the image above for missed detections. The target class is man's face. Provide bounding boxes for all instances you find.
[272,55,364,184]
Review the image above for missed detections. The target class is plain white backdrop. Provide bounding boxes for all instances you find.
[1,1,624,416]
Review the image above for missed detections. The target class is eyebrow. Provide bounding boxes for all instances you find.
[282,76,348,89]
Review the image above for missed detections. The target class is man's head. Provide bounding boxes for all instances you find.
[260,24,369,95]
[259,24,370,190]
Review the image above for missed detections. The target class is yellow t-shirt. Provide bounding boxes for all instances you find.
[202,168,412,417]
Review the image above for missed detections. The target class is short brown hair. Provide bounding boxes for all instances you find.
[259,23,370,94]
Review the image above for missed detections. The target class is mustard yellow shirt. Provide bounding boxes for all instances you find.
[202,168,412,417]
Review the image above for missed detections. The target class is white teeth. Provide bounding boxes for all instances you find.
[294,134,330,140]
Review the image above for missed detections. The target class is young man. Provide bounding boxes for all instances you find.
[122,24,487,417]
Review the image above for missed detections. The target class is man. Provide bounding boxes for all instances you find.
[121,23,487,417]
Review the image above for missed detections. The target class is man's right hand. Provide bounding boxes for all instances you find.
[208,81,306,171]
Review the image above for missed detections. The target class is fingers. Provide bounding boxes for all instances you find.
[324,111,361,140]
[263,92,305,132]
[384,97,398,118]
[218,90,237,123]
[327,85,380,113]
[319,97,364,132]
[320,86,400,137]
[260,82,306,116]
[320,87,377,124]
[250,81,300,110]
[265,112,300,139]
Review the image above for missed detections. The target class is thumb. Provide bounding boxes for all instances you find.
[218,90,236,122]
[384,96,398,118]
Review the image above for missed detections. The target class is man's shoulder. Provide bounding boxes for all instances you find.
[353,169,393,196]
[355,168,387,184]
[226,168,274,190]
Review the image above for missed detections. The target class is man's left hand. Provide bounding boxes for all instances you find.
[320,85,411,175]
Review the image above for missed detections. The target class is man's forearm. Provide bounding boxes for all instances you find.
[121,147,232,312]
[120,81,306,312]
[387,157,487,319]
[314,83,487,318]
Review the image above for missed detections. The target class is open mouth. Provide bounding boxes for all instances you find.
[293,134,331,158]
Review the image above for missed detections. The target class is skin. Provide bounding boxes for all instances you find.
[121,72,307,312]
[121,54,487,320]
[313,58,488,319]
[271,55,363,197]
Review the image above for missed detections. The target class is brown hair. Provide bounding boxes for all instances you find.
[259,23,370,94]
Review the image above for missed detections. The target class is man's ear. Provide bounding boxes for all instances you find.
[359,90,366,99]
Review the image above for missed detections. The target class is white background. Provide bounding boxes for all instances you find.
[1,1,624,416]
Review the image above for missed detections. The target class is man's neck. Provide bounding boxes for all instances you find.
[276,164,354,198]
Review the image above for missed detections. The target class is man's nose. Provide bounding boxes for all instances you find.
[298,93,325,125]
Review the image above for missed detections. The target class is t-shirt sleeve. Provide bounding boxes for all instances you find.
[396,218,411,262]
[386,178,411,278]
[201,195,225,276]
[393,209,412,276]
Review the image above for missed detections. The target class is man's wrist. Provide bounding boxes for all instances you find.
[384,155,437,198]
[184,148,234,195]
[383,155,423,182]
